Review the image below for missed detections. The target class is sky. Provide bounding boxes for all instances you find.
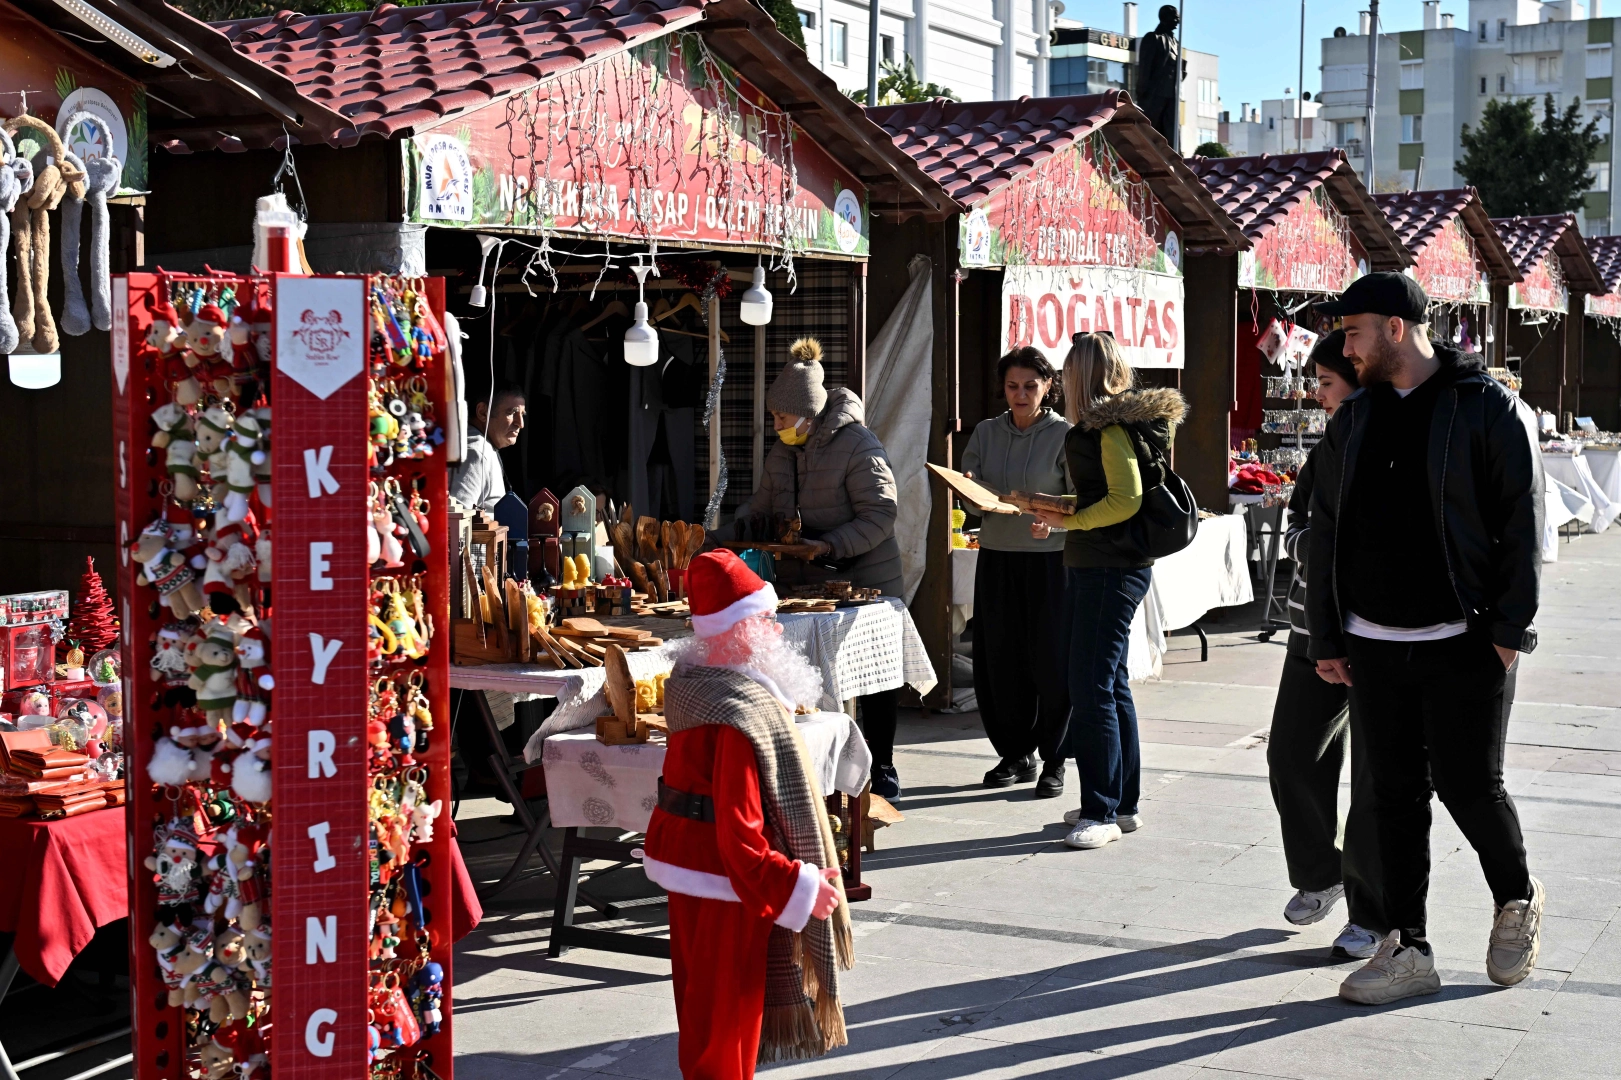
[1058,1,1462,117]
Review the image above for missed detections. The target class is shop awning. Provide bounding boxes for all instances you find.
[866,92,1248,251]
[1493,214,1604,312]
[1374,188,1520,290]
[182,0,946,218]
[1191,150,1411,283]
[1583,234,1621,317]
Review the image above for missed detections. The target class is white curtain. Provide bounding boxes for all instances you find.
[864,255,934,603]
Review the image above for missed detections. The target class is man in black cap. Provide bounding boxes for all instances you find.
[1306,272,1545,1005]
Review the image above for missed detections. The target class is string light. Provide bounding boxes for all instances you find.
[51,0,175,66]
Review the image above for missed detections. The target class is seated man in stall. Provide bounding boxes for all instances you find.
[451,382,526,512]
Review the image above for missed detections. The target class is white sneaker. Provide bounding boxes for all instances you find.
[1332,923,1381,960]
[1062,809,1143,831]
[1339,930,1441,1004]
[1487,876,1545,986]
[1284,883,1345,926]
[1064,819,1123,850]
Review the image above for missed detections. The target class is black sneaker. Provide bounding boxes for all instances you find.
[983,754,1038,788]
[871,764,901,800]
[1034,761,1064,798]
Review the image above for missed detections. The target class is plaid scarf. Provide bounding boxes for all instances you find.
[663,666,854,1062]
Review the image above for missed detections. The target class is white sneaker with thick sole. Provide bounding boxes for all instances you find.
[1284,883,1345,926]
[1332,923,1381,960]
[1339,930,1442,1004]
[1063,809,1143,831]
[1064,819,1123,850]
[1487,876,1545,986]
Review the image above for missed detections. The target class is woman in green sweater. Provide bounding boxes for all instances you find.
[1033,331,1185,851]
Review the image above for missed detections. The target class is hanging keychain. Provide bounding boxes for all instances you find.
[387,476,431,558]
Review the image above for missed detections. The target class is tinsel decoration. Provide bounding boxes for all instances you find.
[60,555,119,659]
[700,267,729,528]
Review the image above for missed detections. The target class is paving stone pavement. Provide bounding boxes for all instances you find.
[452,526,1621,1080]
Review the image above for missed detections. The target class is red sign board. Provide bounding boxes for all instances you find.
[1411,215,1490,304]
[1002,264,1184,368]
[405,38,866,257]
[1509,254,1567,313]
[270,275,370,1080]
[1239,185,1367,294]
[958,131,1181,274]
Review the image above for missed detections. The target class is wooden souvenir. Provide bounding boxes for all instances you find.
[594,643,667,745]
[559,485,596,572]
[528,488,561,583]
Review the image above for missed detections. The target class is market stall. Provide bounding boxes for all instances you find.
[1374,188,1520,367]
[1188,151,1411,630]
[1581,234,1621,434]
[864,92,1251,696]
[1491,213,1604,424]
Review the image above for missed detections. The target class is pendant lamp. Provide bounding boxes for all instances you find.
[739,260,773,326]
[624,263,659,367]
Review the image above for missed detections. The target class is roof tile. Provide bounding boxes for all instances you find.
[212,0,712,140]
[1373,189,1474,251]
[1491,214,1578,274]
[1187,151,1344,241]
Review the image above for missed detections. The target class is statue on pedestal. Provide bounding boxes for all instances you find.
[1136,5,1185,149]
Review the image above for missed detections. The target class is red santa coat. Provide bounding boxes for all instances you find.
[644,723,820,1080]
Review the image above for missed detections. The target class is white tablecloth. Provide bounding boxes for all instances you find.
[1128,514,1254,679]
[539,710,871,830]
[1580,447,1620,506]
[1542,450,1618,532]
[1543,473,1595,562]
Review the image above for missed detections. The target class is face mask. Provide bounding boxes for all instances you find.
[777,419,809,446]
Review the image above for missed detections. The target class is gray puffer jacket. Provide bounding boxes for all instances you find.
[727,387,903,595]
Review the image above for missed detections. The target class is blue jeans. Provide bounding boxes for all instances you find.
[1063,566,1152,823]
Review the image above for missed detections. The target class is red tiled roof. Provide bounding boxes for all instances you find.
[867,92,1249,250]
[1190,150,1410,271]
[1491,213,1605,293]
[1588,235,1621,296]
[1373,188,1519,285]
[212,0,711,143]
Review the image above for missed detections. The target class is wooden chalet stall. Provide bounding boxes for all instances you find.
[1491,214,1604,423]
[1582,235,1621,431]
[141,0,949,530]
[863,92,1249,701]
[1374,188,1520,365]
[1190,151,1411,489]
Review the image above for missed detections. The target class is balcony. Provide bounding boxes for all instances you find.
[1337,139,1365,159]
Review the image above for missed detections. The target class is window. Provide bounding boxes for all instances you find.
[880,33,894,63]
[1499,74,1507,92]
[1497,18,1507,40]
[1199,127,1217,146]
[1334,120,1360,143]
[1402,114,1423,143]
[798,9,815,29]
[1480,76,1488,94]
[1592,163,1612,192]
[1537,55,1562,84]
[1400,61,1424,90]
[1323,64,1367,92]
[830,20,847,65]
[1268,116,1276,130]
[1478,19,1487,42]
[1588,46,1613,79]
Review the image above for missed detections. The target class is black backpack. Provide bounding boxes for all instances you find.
[1111,424,1199,560]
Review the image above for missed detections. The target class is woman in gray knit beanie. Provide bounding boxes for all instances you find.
[725,337,906,798]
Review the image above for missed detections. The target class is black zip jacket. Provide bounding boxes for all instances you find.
[1281,447,1317,654]
[1305,343,1544,659]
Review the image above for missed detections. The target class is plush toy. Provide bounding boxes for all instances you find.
[185,304,231,396]
[84,155,119,332]
[144,822,202,907]
[197,1031,234,1080]
[201,515,258,615]
[221,415,262,524]
[5,113,81,354]
[242,922,271,990]
[150,620,193,687]
[236,828,268,931]
[231,738,272,805]
[58,152,94,337]
[0,130,25,354]
[146,294,199,406]
[149,921,190,1006]
[193,405,234,491]
[187,621,239,722]
[204,828,250,922]
[132,514,207,621]
[152,406,201,503]
[148,733,212,786]
[233,626,273,726]
[248,404,272,508]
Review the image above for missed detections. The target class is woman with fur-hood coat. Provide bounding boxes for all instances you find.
[1031,332,1186,853]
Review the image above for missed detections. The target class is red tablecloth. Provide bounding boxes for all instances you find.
[0,809,127,987]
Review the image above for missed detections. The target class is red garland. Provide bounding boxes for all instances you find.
[60,556,120,659]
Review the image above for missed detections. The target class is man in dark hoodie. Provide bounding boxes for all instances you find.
[1308,273,1545,1005]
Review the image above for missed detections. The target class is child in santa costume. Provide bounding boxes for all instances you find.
[644,550,854,1080]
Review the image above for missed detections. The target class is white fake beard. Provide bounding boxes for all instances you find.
[670,614,824,713]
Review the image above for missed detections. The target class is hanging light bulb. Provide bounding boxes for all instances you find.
[8,347,61,389]
[624,262,659,367]
[740,259,773,326]
[468,235,500,307]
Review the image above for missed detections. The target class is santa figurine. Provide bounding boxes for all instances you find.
[643,549,852,1080]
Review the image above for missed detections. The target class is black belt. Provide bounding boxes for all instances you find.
[657,778,714,823]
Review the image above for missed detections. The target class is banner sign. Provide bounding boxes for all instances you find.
[1410,215,1490,304]
[958,131,1181,274]
[271,275,370,1080]
[1238,185,1367,294]
[1001,263,1185,369]
[1587,290,1621,318]
[405,35,866,257]
[1509,253,1567,313]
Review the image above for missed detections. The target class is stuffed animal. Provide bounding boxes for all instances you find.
[132,515,206,621]
[242,922,271,991]
[146,295,199,406]
[254,522,272,583]
[248,405,272,508]
[221,416,262,524]
[56,151,116,337]
[0,130,24,354]
[233,626,273,726]
[149,921,190,1006]
[144,823,202,907]
[4,112,79,354]
[187,621,239,722]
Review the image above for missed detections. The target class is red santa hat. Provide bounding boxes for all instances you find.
[193,303,228,328]
[686,549,778,638]
[147,292,181,327]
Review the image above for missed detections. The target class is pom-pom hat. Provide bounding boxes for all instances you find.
[686,549,779,638]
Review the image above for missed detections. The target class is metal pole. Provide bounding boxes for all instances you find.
[1297,0,1306,152]
[1367,0,1379,191]
[1175,1,1186,154]
[867,0,881,105]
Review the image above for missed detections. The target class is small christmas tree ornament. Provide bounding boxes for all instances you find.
[60,556,119,660]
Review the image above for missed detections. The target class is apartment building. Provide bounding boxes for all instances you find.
[1219,98,1331,157]
[1318,1,1615,233]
